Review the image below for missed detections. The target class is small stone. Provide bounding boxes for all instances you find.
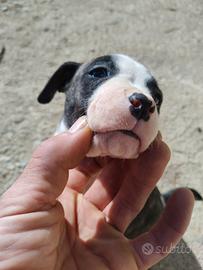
[1,6,8,12]
[14,116,24,124]
[18,160,27,169]
[197,127,202,133]
[43,27,50,32]
[167,7,177,12]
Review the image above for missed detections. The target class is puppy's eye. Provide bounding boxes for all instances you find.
[89,67,109,78]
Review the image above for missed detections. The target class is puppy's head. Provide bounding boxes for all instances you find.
[38,54,163,159]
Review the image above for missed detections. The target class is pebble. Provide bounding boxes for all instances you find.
[1,6,8,12]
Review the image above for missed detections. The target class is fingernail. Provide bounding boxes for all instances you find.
[69,116,88,133]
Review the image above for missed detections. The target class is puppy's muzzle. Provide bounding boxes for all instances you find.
[86,77,159,159]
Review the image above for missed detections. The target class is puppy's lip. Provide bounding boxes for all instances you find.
[119,130,140,140]
[93,129,141,150]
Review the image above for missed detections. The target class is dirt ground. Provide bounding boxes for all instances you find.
[0,0,203,269]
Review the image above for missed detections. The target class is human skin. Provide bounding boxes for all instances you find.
[0,118,194,270]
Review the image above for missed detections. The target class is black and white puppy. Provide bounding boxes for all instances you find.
[38,54,164,237]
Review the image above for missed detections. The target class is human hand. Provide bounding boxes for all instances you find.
[0,118,194,270]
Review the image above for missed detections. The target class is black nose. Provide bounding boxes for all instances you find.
[129,93,155,121]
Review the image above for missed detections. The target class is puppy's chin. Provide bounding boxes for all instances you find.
[86,114,159,159]
[87,131,140,159]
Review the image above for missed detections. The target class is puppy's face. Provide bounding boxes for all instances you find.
[38,54,163,159]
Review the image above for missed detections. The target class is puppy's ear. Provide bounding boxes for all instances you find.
[38,62,81,104]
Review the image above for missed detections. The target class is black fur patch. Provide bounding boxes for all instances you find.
[64,55,119,126]
[145,77,163,113]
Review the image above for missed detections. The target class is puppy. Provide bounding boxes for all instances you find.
[38,54,162,159]
[38,54,165,237]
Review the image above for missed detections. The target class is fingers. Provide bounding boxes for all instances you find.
[67,157,110,193]
[131,188,194,269]
[103,138,171,232]
[0,118,92,216]
[59,156,113,221]
[84,159,126,209]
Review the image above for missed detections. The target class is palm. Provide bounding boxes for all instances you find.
[55,148,171,270]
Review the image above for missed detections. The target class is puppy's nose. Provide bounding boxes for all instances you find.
[129,93,155,121]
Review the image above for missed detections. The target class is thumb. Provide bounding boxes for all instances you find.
[0,117,92,215]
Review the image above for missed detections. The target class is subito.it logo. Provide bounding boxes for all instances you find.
[142,243,154,255]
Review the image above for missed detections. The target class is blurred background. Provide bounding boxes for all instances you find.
[0,0,202,269]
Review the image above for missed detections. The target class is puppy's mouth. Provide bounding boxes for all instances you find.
[88,129,141,159]
[93,129,140,141]
[119,130,140,140]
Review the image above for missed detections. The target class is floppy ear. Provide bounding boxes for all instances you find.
[37,62,81,104]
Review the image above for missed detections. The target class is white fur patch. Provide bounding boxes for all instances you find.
[54,118,68,135]
[112,54,152,96]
